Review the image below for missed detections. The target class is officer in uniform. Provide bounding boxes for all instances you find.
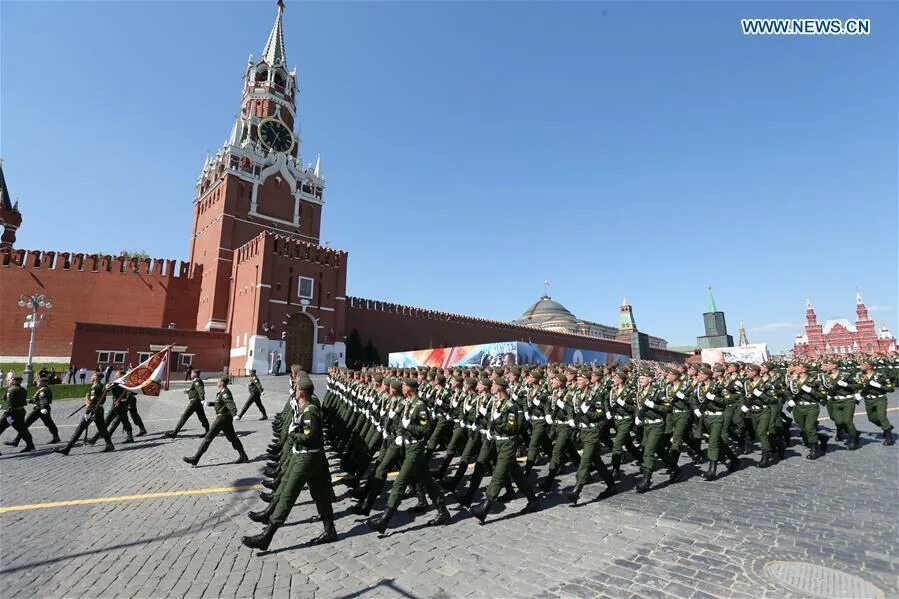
[242,375,336,550]
[565,369,617,505]
[4,376,60,447]
[55,373,114,455]
[819,359,860,449]
[238,369,268,420]
[540,373,578,493]
[634,369,681,493]
[857,360,895,445]
[165,370,210,439]
[696,367,739,479]
[742,363,778,466]
[88,370,134,445]
[367,378,451,535]
[0,376,36,452]
[785,363,829,459]
[522,369,553,477]
[182,377,249,466]
[608,367,640,480]
[470,377,540,522]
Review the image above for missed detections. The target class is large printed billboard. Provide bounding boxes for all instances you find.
[701,343,770,365]
[388,341,629,368]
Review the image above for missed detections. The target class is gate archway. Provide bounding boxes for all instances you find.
[284,313,315,373]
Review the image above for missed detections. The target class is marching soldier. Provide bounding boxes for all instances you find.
[242,375,336,550]
[182,377,249,466]
[857,361,895,445]
[742,363,779,466]
[634,369,681,493]
[608,366,640,480]
[539,373,578,493]
[785,363,829,459]
[819,359,860,449]
[0,376,37,452]
[564,369,617,505]
[238,369,268,420]
[87,370,134,445]
[4,376,60,447]
[55,373,114,455]
[696,367,739,479]
[522,369,554,477]
[165,370,210,439]
[366,378,452,534]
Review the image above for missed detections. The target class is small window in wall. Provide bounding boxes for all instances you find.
[298,276,314,300]
[113,352,126,364]
[97,351,110,363]
[181,354,193,367]
[137,352,152,364]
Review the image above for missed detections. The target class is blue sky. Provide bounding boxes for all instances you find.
[2,1,896,352]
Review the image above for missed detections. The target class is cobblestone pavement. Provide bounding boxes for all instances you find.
[1,375,897,598]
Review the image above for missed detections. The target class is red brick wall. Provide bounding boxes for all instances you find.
[0,249,200,359]
[71,323,230,374]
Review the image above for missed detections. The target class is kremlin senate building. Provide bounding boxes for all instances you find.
[9,3,885,376]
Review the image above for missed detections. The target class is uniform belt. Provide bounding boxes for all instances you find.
[614,415,631,421]
[834,395,854,400]
[643,418,663,424]
[291,448,321,454]
[405,440,420,445]
[798,401,817,406]
[705,411,723,416]
[582,423,598,428]
[493,435,511,440]
[672,409,687,413]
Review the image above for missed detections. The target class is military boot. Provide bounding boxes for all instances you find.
[805,444,819,460]
[235,450,249,464]
[610,454,623,480]
[539,467,560,494]
[667,464,683,483]
[835,428,845,442]
[407,486,430,514]
[249,503,275,524]
[702,461,718,481]
[259,491,274,503]
[241,524,280,551]
[884,430,895,446]
[471,499,494,524]
[818,435,829,454]
[742,435,754,455]
[313,518,337,544]
[597,482,618,500]
[565,483,584,507]
[523,460,534,478]
[727,456,740,472]
[122,432,135,444]
[518,494,540,515]
[102,442,115,453]
[441,461,467,492]
[635,469,652,494]
[427,501,452,526]
[434,455,453,481]
[262,479,277,490]
[49,436,62,444]
[758,451,771,468]
[366,507,397,535]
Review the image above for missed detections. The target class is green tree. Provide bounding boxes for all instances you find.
[346,328,364,368]
[363,339,381,366]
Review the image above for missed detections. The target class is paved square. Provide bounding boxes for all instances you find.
[1,376,896,598]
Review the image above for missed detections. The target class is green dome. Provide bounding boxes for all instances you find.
[518,295,578,324]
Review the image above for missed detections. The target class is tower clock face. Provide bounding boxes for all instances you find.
[258,119,294,152]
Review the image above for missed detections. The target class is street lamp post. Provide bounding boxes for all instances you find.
[18,293,53,388]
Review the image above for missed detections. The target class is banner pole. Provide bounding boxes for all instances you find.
[164,346,171,391]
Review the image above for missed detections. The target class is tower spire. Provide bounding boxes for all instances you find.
[707,286,717,313]
[738,320,749,346]
[262,0,287,66]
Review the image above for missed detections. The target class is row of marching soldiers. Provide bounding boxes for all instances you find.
[240,355,896,550]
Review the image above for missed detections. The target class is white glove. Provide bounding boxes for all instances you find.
[870,380,882,389]
[233,416,240,421]
[634,417,642,426]
[532,398,541,406]
[644,400,655,409]
[675,391,685,400]
[556,400,565,409]
[734,380,743,388]
[854,393,863,402]
[566,419,575,428]
[436,399,443,406]
[616,398,626,407]
[6,416,14,424]
[801,385,812,393]
[786,399,796,408]
[486,430,493,440]
[40,409,48,415]
[289,423,298,432]
[580,402,590,414]
[705,393,715,400]
[544,415,553,425]
[524,412,531,421]
[402,418,411,429]
[82,413,91,422]
[492,411,501,421]
[478,406,487,416]
[605,411,613,420]
[394,436,404,447]
[388,410,396,418]
[694,409,702,418]
[740,405,749,413]
[578,422,586,429]
[837,380,849,388]
[752,389,763,397]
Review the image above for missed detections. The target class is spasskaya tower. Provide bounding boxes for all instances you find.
[190,0,325,333]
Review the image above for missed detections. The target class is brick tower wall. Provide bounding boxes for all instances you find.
[0,249,201,360]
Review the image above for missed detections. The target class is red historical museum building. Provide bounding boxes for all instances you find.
[793,293,896,358]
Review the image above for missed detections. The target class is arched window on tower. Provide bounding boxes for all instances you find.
[274,72,285,88]
[255,68,267,84]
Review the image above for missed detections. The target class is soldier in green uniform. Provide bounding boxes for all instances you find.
[165,370,210,439]
[4,376,60,447]
[55,373,114,455]
[433,375,470,481]
[608,367,640,480]
[565,370,617,505]
[0,376,36,452]
[367,378,452,535]
[661,366,700,466]
[470,377,540,522]
[539,373,578,493]
[857,361,895,445]
[819,359,860,449]
[242,376,336,550]
[87,370,134,445]
[182,377,249,466]
[696,367,739,479]
[742,363,778,466]
[785,363,829,460]
[238,369,268,420]
[634,369,681,493]
[522,369,554,477]
[442,377,489,492]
